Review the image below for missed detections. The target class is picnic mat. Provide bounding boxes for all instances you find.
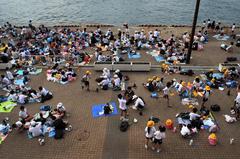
[128,52,141,59]
[146,50,159,57]
[212,73,224,79]
[0,101,17,113]
[181,98,199,106]
[213,34,230,41]
[14,79,24,86]
[16,70,24,75]
[29,69,42,75]
[0,134,8,144]
[92,102,118,118]
[154,56,165,62]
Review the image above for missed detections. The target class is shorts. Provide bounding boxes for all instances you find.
[84,81,89,86]
[203,97,208,102]
[137,104,144,109]
[146,137,152,140]
[163,94,169,99]
[153,138,162,144]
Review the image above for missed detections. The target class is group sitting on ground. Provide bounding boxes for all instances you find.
[46,63,77,84]
[12,103,71,140]
[1,67,53,105]
[96,68,126,91]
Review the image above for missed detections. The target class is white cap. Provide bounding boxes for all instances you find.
[30,121,36,126]
[103,75,108,79]
[25,122,30,127]
[132,95,138,100]
[103,68,108,71]
[16,121,23,127]
[57,102,63,109]
[115,69,120,73]
[114,74,118,78]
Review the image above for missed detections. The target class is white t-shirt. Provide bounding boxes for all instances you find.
[118,98,127,110]
[235,92,240,103]
[29,122,42,137]
[145,126,156,138]
[114,78,121,87]
[134,97,145,107]
[40,88,49,96]
[189,112,201,121]
[6,71,14,80]
[2,77,10,85]
[8,93,18,102]
[18,94,26,104]
[154,131,166,140]
[180,125,191,136]
[163,87,169,95]
[101,79,110,86]
[19,109,28,119]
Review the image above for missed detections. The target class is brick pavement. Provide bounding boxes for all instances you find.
[0,69,240,159]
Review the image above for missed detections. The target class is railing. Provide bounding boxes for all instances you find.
[94,61,151,72]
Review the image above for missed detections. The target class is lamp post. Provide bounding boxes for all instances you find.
[186,0,201,64]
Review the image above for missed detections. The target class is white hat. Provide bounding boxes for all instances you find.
[25,122,30,127]
[103,75,108,79]
[65,63,70,67]
[57,102,63,109]
[114,74,118,78]
[103,68,108,71]
[132,95,138,100]
[115,69,120,73]
[16,121,23,127]
[30,121,36,126]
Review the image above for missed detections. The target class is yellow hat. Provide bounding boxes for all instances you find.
[187,82,192,87]
[209,69,214,72]
[205,85,211,91]
[147,120,154,127]
[165,119,173,126]
[181,81,186,87]
[209,133,217,140]
[147,78,153,82]
[152,76,157,80]
[156,77,160,81]
[86,70,91,74]
[188,105,193,109]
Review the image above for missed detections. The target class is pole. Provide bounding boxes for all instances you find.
[186,0,201,64]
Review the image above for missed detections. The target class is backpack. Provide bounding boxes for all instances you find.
[54,129,64,139]
[226,57,237,62]
[211,104,221,112]
[120,121,129,132]
[40,105,51,111]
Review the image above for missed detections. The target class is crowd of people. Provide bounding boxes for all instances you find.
[1,66,53,105]
[0,21,240,153]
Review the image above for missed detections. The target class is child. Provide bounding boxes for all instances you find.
[163,82,172,107]
[153,126,166,153]
[81,71,91,91]
[144,120,156,149]
[201,85,211,107]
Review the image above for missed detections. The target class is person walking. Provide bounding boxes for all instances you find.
[81,70,91,91]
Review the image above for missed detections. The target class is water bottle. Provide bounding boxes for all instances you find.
[173,127,177,133]
[189,139,193,146]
